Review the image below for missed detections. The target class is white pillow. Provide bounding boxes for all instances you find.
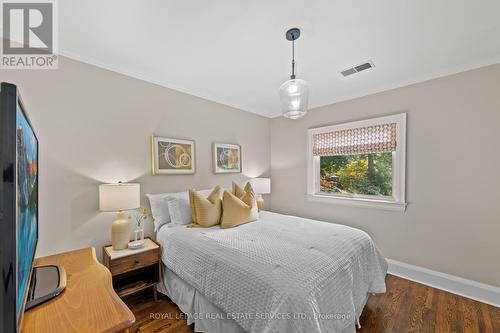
[146,193,171,232]
[165,196,192,225]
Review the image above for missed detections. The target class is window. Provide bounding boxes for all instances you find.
[307,113,407,211]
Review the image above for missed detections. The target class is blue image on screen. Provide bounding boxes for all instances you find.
[16,104,38,318]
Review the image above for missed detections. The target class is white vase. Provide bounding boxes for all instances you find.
[133,226,144,244]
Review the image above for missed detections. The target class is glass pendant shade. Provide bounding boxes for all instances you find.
[279,78,309,119]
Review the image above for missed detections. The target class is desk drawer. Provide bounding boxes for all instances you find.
[110,249,159,276]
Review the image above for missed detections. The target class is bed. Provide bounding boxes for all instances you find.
[156,210,388,333]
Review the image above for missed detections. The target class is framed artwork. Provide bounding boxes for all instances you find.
[212,143,241,174]
[151,136,195,175]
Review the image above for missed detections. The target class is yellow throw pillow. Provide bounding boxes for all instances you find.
[188,186,222,227]
[221,184,258,228]
[232,181,259,215]
[232,181,246,198]
[232,181,254,198]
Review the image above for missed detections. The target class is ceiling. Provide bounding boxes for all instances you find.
[58,0,500,118]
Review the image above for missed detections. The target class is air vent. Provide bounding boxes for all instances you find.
[341,61,374,77]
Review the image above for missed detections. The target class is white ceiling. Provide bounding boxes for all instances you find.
[59,0,500,118]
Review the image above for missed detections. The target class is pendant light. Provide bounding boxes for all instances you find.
[280,28,309,119]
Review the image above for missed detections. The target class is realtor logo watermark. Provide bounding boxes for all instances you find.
[1,0,58,69]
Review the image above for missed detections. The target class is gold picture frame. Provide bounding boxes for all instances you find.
[151,136,196,175]
[212,143,241,174]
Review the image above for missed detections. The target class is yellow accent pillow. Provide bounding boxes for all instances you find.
[221,184,258,229]
[232,181,254,198]
[232,181,245,198]
[232,181,259,215]
[188,186,222,228]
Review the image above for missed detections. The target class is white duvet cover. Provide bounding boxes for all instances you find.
[157,211,387,333]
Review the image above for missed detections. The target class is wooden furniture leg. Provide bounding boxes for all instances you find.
[152,285,158,302]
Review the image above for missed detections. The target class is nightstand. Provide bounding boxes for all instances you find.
[103,237,160,301]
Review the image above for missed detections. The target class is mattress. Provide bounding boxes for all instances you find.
[157,211,388,333]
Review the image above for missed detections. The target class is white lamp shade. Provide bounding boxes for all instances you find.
[99,183,140,212]
[279,78,309,119]
[249,178,271,194]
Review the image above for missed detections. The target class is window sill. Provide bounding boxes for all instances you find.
[307,194,407,212]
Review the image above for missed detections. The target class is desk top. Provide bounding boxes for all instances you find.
[21,247,135,333]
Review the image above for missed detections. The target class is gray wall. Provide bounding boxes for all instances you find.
[1,57,270,260]
[269,64,500,287]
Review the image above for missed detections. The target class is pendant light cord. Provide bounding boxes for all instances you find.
[291,38,296,80]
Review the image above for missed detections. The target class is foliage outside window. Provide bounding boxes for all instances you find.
[320,153,392,197]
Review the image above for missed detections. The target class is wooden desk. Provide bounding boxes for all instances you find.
[21,248,135,333]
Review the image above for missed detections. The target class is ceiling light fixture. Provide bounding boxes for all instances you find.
[279,28,309,120]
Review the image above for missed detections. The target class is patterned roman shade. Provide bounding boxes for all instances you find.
[312,123,397,156]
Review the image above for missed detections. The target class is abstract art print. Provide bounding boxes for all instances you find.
[151,136,195,175]
[16,102,38,317]
[212,143,241,174]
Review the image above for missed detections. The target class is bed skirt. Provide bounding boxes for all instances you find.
[157,265,247,333]
[157,265,361,333]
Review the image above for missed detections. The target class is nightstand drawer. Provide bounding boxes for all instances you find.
[110,249,159,276]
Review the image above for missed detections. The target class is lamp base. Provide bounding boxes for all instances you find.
[256,194,265,211]
[112,212,130,250]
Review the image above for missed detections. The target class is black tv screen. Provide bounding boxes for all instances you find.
[1,82,39,332]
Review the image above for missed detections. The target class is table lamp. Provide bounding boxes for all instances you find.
[99,182,140,250]
[249,178,271,211]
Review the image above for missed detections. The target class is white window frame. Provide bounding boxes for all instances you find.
[307,113,407,212]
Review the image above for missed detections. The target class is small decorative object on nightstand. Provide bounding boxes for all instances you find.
[99,182,140,250]
[250,178,271,210]
[103,237,161,301]
[127,207,151,249]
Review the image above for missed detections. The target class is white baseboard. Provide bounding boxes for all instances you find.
[387,259,500,308]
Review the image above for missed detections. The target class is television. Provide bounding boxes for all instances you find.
[0,82,39,332]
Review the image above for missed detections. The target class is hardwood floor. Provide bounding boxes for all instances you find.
[124,274,500,333]
[359,275,499,333]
